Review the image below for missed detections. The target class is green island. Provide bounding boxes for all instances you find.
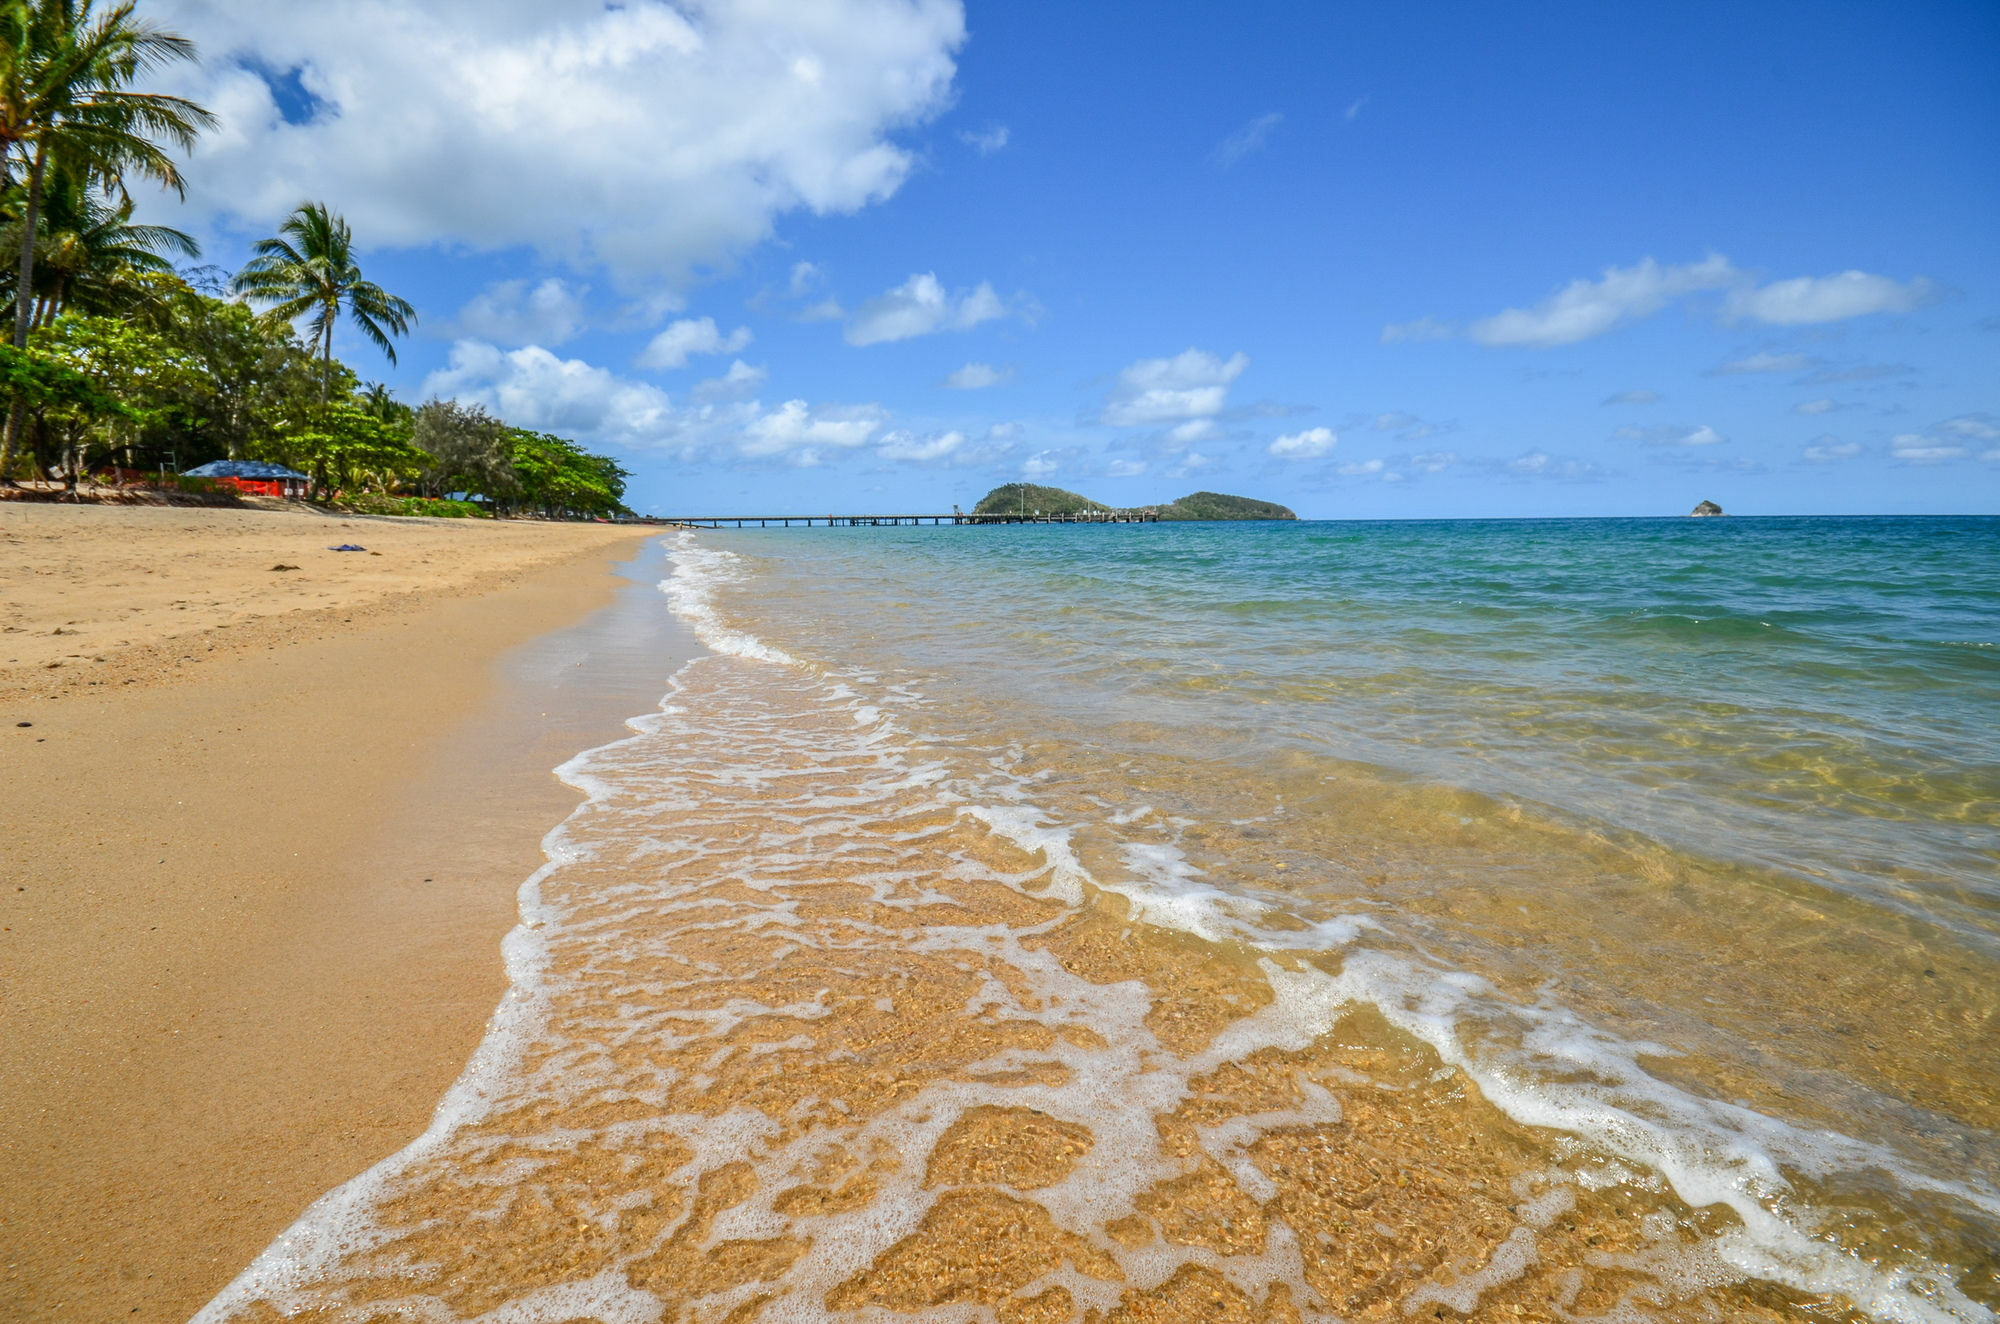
[973,483,1295,521]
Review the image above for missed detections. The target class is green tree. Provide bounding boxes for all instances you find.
[507,427,628,517]
[413,397,509,500]
[27,308,198,488]
[0,0,213,480]
[272,397,426,498]
[11,163,198,324]
[232,202,415,404]
[146,280,306,460]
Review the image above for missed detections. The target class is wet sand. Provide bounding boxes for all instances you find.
[0,504,674,1321]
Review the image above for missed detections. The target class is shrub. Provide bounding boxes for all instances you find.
[340,494,491,519]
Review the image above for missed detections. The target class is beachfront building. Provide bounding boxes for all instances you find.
[182,460,312,500]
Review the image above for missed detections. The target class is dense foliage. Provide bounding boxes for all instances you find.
[972,483,1293,520]
[971,482,1110,516]
[0,2,627,517]
[1157,491,1297,521]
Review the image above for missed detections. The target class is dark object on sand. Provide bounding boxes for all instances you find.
[271,563,300,571]
[15,721,29,728]
[328,544,367,551]
[1691,500,1724,517]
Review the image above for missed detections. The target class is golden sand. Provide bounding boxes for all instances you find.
[0,503,654,1321]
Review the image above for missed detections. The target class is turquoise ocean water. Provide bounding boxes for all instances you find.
[696,514,2000,1309]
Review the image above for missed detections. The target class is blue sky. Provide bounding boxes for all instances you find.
[149,1,1998,517]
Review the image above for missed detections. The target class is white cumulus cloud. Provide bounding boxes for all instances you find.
[1102,348,1248,426]
[1727,271,1935,325]
[453,277,587,346]
[639,317,753,370]
[876,429,964,462]
[150,0,966,286]
[1022,450,1059,477]
[1471,255,1738,348]
[1338,458,1385,476]
[742,400,886,457]
[1105,459,1147,477]
[424,338,887,466]
[425,340,676,450]
[844,272,1010,345]
[1268,426,1336,460]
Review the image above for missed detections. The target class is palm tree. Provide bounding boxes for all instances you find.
[0,0,213,479]
[233,203,416,405]
[17,164,199,324]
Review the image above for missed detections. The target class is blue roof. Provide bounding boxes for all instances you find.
[183,460,309,480]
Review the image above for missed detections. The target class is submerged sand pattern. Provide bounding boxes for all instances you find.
[198,538,1995,1323]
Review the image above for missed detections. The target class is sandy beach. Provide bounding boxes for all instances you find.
[0,503,664,1321]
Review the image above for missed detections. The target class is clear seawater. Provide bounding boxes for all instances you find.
[200,516,2000,1324]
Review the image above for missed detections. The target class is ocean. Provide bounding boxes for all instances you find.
[201,516,1999,1323]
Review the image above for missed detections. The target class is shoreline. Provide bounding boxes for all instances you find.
[0,508,684,1321]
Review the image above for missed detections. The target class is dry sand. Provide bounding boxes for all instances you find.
[0,502,665,1321]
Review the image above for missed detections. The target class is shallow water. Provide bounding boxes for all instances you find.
[201,517,2000,1323]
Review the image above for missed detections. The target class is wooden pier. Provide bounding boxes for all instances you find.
[642,510,1160,528]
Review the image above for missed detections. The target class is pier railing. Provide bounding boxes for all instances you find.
[636,510,1159,528]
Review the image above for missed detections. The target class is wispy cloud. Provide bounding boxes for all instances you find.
[944,361,1012,389]
[1380,316,1454,344]
[1726,271,1935,325]
[1471,256,1737,348]
[1212,112,1283,166]
[1617,423,1727,447]
[1603,389,1661,405]
[844,273,1017,346]
[1710,351,1814,375]
[1344,95,1368,123]
[1794,398,1838,415]
[1800,361,1913,385]
[1803,437,1861,462]
[1505,451,1606,480]
[959,123,1010,154]
[691,359,767,402]
[1390,256,1937,350]
[1890,413,1998,464]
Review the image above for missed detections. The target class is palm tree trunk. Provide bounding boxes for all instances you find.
[0,143,50,485]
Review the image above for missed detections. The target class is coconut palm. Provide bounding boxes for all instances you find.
[14,164,199,324]
[233,202,416,404]
[0,0,213,478]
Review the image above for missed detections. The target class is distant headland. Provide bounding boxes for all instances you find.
[973,484,1296,521]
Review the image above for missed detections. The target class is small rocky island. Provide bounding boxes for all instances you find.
[1691,500,1725,517]
[973,483,1296,520]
